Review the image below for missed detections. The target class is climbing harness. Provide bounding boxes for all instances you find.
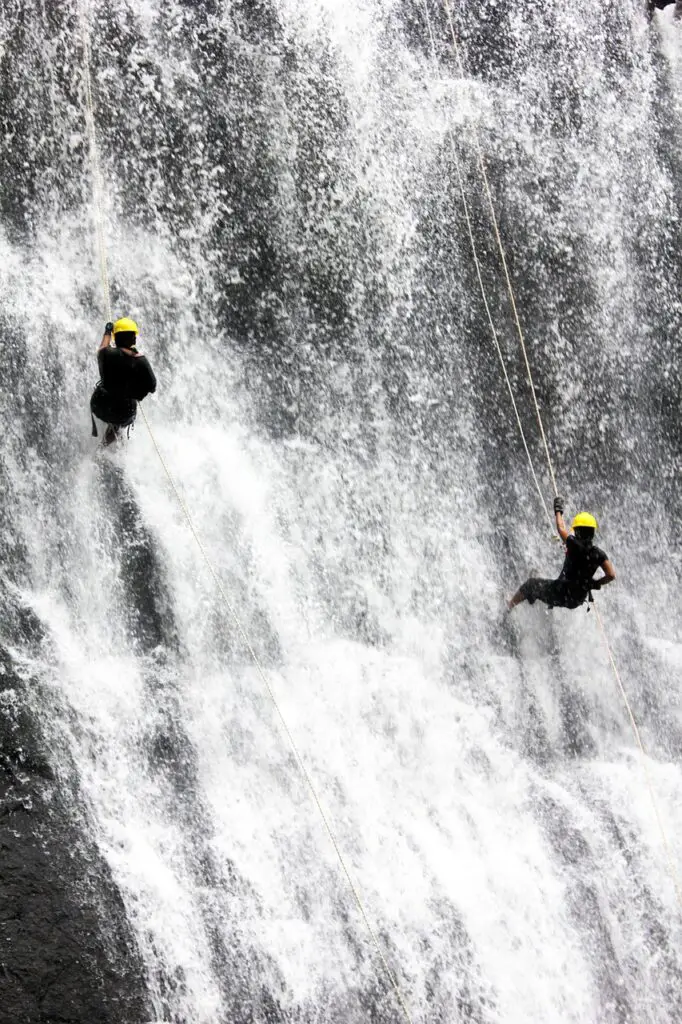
[423,0,682,908]
[77,3,414,1019]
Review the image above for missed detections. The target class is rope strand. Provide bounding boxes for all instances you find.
[78,4,414,1017]
[440,0,559,497]
[79,2,111,322]
[593,604,682,905]
[137,410,415,1019]
[419,0,554,530]
[428,0,682,911]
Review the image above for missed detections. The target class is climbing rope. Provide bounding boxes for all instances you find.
[439,0,560,499]
[77,4,414,1018]
[79,2,111,324]
[424,0,682,908]
[418,2,554,530]
[593,603,682,907]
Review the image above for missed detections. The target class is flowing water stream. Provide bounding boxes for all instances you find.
[1,1,681,1021]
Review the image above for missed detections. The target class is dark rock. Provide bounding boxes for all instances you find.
[0,609,151,1024]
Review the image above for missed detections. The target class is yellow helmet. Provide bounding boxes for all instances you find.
[572,512,598,531]
[113,317,139,335]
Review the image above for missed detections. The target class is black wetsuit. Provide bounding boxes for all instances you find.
[520,535,608,610]
[90,346,157,430]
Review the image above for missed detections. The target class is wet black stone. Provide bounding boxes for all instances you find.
[0,799,149,1024]
[0,603,150,1024]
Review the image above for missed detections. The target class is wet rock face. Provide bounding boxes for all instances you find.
[0,796,150,1024]
[0,601,150,1024]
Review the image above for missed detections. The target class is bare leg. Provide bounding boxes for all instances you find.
[507,589,526,611]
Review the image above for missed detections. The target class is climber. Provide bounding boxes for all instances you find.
[90,318,157,445]
[507,497,616,611]
[647,0,682,19]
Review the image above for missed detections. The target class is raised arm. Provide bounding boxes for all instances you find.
[553,495,570,541]
[98,321,114,351]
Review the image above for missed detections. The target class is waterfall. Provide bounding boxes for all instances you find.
[1,1,681,1022]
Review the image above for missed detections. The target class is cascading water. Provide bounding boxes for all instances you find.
[1,1,681,1021]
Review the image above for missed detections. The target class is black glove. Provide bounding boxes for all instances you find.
[105,321,114,334]
[590,578,602,591]
[553,495,565,514]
